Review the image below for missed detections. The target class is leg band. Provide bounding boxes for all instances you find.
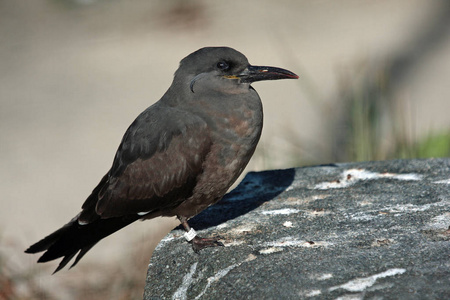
[184,228,197,242]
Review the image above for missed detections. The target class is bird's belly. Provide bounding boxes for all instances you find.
[172,115,261,218]
[171,145,252,218]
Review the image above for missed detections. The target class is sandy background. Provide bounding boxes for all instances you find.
[1,0,449,296]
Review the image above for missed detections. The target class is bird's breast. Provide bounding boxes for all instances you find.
[172,97,263,218]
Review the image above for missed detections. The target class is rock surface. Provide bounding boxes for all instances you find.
[144,158,450,299]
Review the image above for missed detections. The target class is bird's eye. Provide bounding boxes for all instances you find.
[217,61,230,71]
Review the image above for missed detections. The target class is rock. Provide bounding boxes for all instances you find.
[144,158,450,299]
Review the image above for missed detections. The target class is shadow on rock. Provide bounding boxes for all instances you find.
[186,168,296,230]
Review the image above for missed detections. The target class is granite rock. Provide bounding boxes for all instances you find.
[144,158,450,299]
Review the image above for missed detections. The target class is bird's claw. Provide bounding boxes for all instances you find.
[190,236,224,253]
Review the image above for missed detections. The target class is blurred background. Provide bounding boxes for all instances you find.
[1,0,449,298]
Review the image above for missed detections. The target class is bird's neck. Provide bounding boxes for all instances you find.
[160,83,263,141]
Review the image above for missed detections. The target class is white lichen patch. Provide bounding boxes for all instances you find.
[224,240,245,247]
[285,184,297,192]
[314,168,423,190]
[225,224,256,236]
[246,253,257,262]
[216,223,229,229]
[263,236,330,248]
[386,199,449,215]
[329,268,406,292]
[194,263,239,299]
[349,212,377,221]
[193,254,256,299]
[261,208,300,215]
[308,273,333,282]
[334,294,364,300]
[344,199,449,220]
[317,273,333,280]
[434,178,450,184]
[306,209,330,218]
[283,221,293,227]
[305,290,322,297]
[172,262,198,300]
[358,200,373,207]
[258,247,284,255]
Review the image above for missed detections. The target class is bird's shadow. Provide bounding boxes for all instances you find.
[181,168,296,231]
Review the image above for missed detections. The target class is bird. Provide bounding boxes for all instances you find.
[25,46,298,273]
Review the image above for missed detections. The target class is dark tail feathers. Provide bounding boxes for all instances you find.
[25,214,140,273]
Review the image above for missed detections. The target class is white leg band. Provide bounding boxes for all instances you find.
[184,228,197,242]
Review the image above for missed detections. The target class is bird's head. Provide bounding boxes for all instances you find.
[173,47,298,95]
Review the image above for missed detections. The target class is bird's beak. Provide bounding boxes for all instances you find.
[235,65,299,83]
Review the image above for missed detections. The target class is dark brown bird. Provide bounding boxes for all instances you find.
[25,47,298,273]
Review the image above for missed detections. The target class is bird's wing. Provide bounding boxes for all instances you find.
[78,104,211,223]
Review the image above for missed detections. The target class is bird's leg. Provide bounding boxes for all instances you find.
[178,217,224,253]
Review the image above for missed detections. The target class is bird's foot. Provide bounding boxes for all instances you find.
[178,217,224,252]
[190,236,224,253]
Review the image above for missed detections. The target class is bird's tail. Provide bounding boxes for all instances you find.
[25,214,140,273]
